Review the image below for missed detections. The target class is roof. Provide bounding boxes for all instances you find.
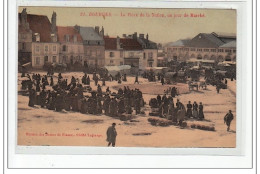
[120,38,143,50]
[79,27,103,41]
[19,13,52,42]
[211,32,236,39]
[104,37,143,50]
[57,26,83,43]
[167,39,191,47]
[186,33,226,48]
[137,38,157,49]
[220,40,236,48]
[104,37,117,50]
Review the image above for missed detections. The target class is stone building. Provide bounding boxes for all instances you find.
[56,26,84,65]
[137,33,158,68]
[104,36,124,66]
[165,32,236,62]
[18,8,33,65]
[75,26,105,67]
[18,9,60,68]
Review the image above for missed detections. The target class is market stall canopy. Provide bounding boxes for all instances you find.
[104,65,131,76]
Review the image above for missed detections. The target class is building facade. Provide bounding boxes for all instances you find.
[137,33,158,68]
[165,32,236,62]
[18,8,33,65]
[57,26,84,65]
[19,9,60,68]
[75,26,105,67]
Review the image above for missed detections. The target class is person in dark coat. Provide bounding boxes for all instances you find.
[186,101,193,118]
[102,78,106,86]
[109,98,118,117]
[161,77,165,85]
[171,87,176,97]
[103,95,111,115]
[55,93,64,112]
[118,97,125,115]
[28,88,36,107]
[134,97,141,115]
[39,89,47,108]
[80,97,88,114]
[193,101,198,118]
[123,74,127,81]
[157,94,162,106]
[86,76,90,85]
[106,123,117,147]
[198,102,204,120]
[224,110,234,131]
[134,74,139,84]
[50,76,54,86]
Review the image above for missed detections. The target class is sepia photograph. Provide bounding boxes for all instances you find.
[17,6,237,148]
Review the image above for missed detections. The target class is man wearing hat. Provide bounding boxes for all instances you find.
[106,123,117,147]
[224,110,234,131]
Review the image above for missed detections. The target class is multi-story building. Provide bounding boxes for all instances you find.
[137,33,158,68]
[19,9,60,68]
[165,32,236,62]
[57,26,84,65]
[75,26,105,67]
[104,36,124,66]
[18,8,33,65]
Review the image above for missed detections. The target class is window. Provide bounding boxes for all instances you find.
[218,49,224,52]
[45,45,48,52]
[35,33,40,42]
[204,49,209,52]
[97,41,100,45]
[148,52,153,59]
[233,50,236,53]
[210,49,216,52]
[190,48,196,51]
[62,45,67,52]
[53,45,56,52]
[36,57,40,65]
[120,61,123,65]
[110,52,115,57]
[197,49,202,52]
[73,35,77,43]
[22,43,26,50]
[143,52,146,59]
[44,56,48,62]
[53,56,57,63]
[129,52,134,57]
[66,35,70,42]
[110,60,114,64]
[225,49,231,53]
[35,45,40,52]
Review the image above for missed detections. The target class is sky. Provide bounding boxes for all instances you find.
[19,7,236,44]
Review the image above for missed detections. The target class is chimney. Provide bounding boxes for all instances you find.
[146,33,149,40]
[51,11,57,34]
[74,25,80,33]
[21,8,27,26]
[116,36,120,50]
[139,34,144,39]
[133,32,137,40]
[122,34,126,38]
[94,26,100,34]
[100,26,104,37]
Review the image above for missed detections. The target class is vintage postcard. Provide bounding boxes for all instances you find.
[17,6,237,148]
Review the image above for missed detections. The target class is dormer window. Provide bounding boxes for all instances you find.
[35,33,40,42]
[73,35,77,43]
[66,35,70,42]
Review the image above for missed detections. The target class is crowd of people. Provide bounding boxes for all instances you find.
[24,72,145,117]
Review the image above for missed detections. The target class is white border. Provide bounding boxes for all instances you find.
[6,0,253,169]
